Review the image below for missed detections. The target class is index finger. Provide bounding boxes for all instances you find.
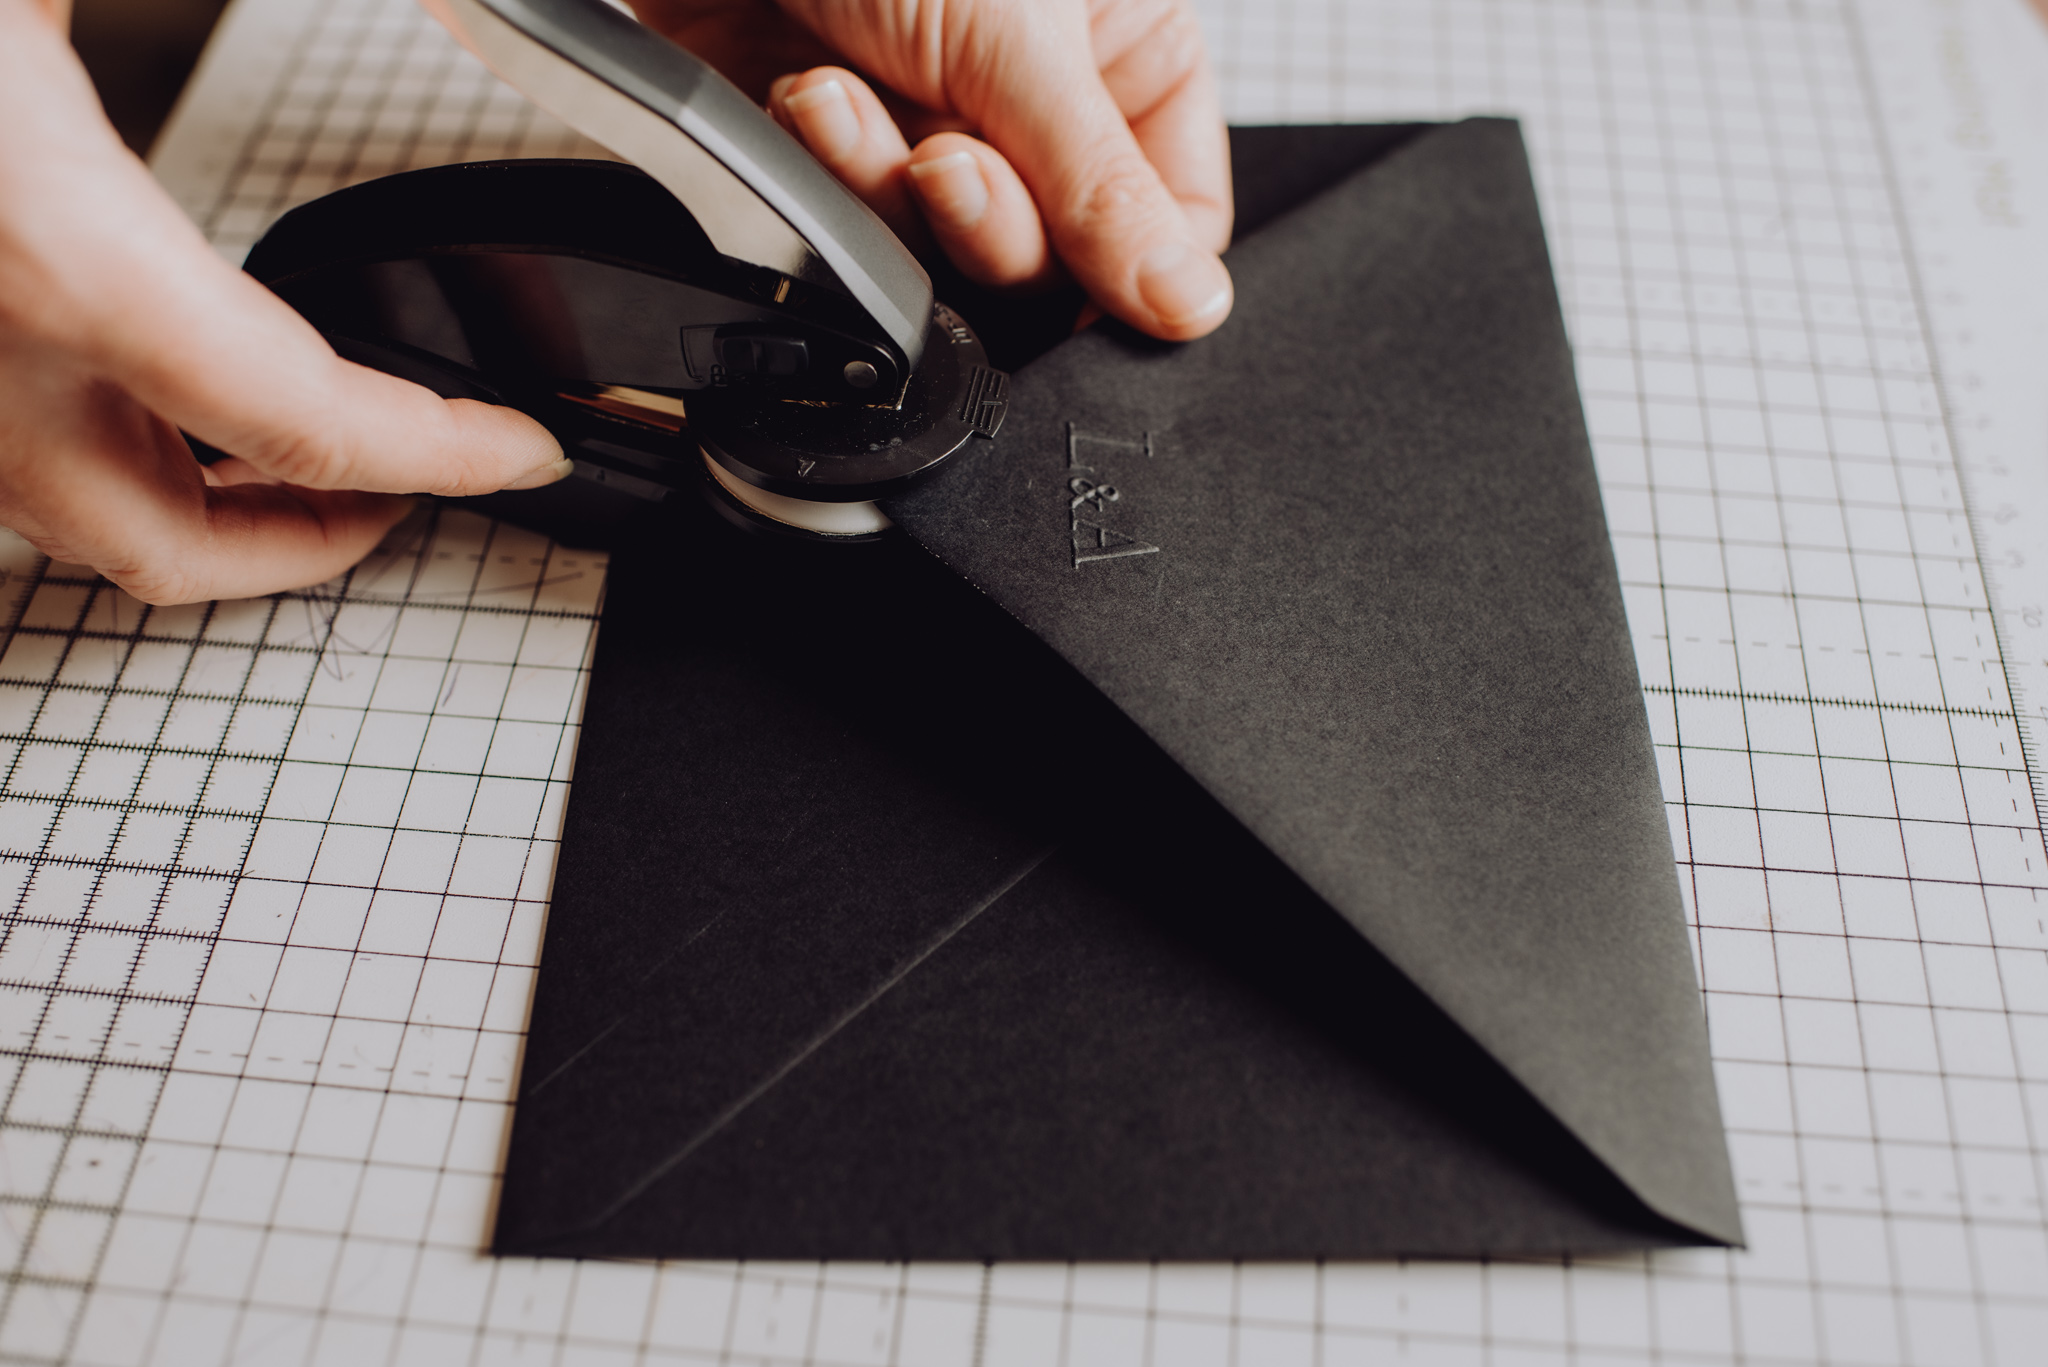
[941,10,1233,339]
[86,239,568,497]
[5,77,565,497]
[1090,0,1233,253]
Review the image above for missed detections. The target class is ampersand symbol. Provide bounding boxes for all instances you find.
[1069,476,1120,510]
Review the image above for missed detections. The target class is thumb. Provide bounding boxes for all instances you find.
[21,116,566,496]
[946,11,1232,340]
[105,265,569,497]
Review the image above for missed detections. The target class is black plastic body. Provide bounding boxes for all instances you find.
[693,303,1003,504]
[440,0,935,367]
[243,159,1006,541]
[248,161,902,396]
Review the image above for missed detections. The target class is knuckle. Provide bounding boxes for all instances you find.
[1069,151,1169,234]
[243,427,347,489]
[1153,12,1206,76]
[0,255,88,351]
[1094,0,1205,74]
[1130,0,1203,52]
[106,556,201,606]
[11,527,75,565]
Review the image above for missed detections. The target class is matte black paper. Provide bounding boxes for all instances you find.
[492,120,1742,1260]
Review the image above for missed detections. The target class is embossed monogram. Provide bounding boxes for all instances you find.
[1065,424,1160,568]
[1068,476,1119,510]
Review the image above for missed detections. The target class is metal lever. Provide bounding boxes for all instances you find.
[421,0,932,369]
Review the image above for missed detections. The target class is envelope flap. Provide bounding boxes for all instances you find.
[884,119,1741,1242]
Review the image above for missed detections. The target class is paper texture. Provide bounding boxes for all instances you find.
[894,119,1740,1243]
[493,120,1740,1260]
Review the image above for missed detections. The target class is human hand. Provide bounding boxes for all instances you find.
[0,0,567,606]
[630,0,1234,341]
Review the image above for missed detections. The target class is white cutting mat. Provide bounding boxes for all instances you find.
[0,0,2044,1362]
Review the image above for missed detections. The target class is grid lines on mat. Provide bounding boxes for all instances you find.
[0,511,604,1365]
[0,0,2041,1363]
[193,0,612,260]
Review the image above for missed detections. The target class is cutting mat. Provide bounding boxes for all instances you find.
[1,0,2044,1362]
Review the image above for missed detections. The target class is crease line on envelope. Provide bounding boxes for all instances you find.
[576,843,1060,1233]
[525,905,738,1097]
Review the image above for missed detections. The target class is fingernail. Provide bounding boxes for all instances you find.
[908,151,989,232]
[768,74,796,107]
[783,78,860,162]
[504,457,574,491]
[1135,240,1233,331]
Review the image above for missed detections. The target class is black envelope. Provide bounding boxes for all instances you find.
[489,120,1743,1260]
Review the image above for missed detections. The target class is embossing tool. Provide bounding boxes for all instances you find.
[241,0,1009,542]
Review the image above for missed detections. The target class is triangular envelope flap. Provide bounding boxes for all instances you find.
[884,119,1741,1244]
[501,512,1713,1260]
